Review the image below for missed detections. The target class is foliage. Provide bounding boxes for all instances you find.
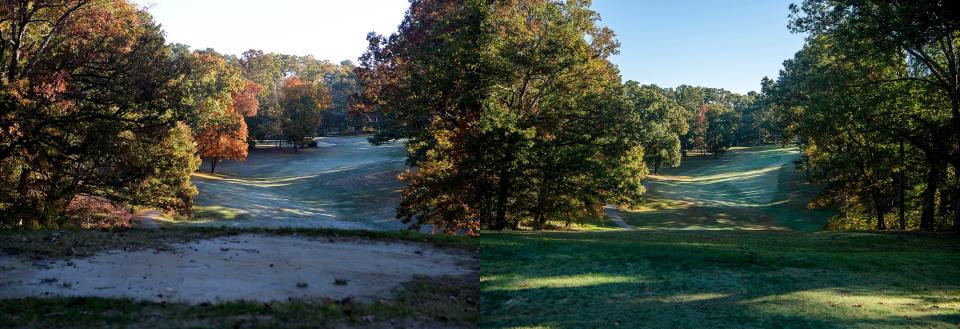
[280,76,329,150]
[179,50,262,173]
[356,0,649,233]
[704,104,740,158]
[771,0,960,231]
[0,0,197,227]
[623,82,688,174]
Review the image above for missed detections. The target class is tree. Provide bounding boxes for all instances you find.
[624,82,688,174]
[239,50,285,144]
[704,104,739,158]
[0,0,198,227]
[789,0,960,231]
[356,0,648,233]
[181,51,262,173]
[280,76,329,151]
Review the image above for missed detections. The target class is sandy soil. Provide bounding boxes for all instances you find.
[0,234,473,303]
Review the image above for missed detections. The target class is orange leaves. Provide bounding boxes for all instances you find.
[187,51,261,163]
[233,80,263,117]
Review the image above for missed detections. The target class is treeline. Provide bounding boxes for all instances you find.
[352,0,782,233]
[624,82,780,172]
[764,0,959,232]
[0,0,366,227]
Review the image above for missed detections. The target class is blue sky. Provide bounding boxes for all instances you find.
[141,0,805,94]
[593,1,805,93]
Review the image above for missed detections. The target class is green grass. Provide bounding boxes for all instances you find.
[481,230,960,328]
[482,146,959,328]
[624,146,832,231]
[0,274,478,328]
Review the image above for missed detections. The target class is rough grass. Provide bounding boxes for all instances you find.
[481,230,960,328]
[0,274,478,328]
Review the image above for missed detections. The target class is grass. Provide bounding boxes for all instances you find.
[481,230,960,328]
[481,146,960,328]
[623,146,833,231]
[0,226,478,261]
[0,274,478,328]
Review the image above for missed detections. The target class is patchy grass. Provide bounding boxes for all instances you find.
[0,226,478,261]
[481,230,960,328]
[0,274,478,328]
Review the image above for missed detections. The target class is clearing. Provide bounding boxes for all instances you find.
[481,146,960,328]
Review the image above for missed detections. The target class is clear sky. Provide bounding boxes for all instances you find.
[592,1,805,93]
[140,0,805,94]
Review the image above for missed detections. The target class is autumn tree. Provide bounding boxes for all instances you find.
[0,0,199,227]
[179,50,261,173]
[356,0,648,233]
[280,76,329,151]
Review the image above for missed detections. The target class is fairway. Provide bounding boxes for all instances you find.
[480,147,960,328]
[190,136,407,230]
[629,146,833,231]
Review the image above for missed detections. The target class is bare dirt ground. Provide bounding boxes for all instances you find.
[0,234,473,303]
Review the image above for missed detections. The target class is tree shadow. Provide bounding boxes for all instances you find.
[480,231,960,328]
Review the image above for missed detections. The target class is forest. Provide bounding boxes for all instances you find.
[0,0,957,234]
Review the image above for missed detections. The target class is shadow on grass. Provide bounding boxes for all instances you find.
[480,230,960,328]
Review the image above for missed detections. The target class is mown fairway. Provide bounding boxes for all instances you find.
[190,136,407,230]
[481,147,960,328]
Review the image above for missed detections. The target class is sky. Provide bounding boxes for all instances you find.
[140,0,806,94]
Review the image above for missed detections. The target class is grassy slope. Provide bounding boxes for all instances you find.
[481,231,959,328]
[481,146,960,328]
[624,146,832,231]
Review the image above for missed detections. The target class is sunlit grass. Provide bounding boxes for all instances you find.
[481,230,960,328]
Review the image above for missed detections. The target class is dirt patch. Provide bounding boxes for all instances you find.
[0,234,474,304]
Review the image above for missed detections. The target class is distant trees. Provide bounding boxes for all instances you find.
[239,51,368,147]
[768,0,959,231]
[356,0,648,233]
[0,0,199,227]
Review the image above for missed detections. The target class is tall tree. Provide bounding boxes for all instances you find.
[624,82,688,174]
[0,0,199,227]
[181,51,261,173]
[356,0,647,233]
[786,0,960,231]
[280,76,328,151]
[704,104,740,158]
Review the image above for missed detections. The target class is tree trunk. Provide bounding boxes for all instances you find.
[493,167,512,230]
[874,193,885,231]
[898,140,906,230]
[210,157,219,173]
[920,163,942,231]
